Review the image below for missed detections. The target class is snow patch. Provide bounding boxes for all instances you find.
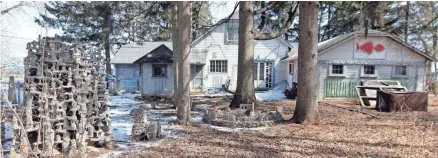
[256,91,286,101]
[255,80,288,101]
[205,124,268,132]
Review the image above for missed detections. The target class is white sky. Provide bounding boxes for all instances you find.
[0,1,236,63]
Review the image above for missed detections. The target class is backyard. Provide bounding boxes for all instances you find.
[89,94,438,158]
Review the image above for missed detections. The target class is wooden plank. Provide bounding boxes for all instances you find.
[356,87,366,107]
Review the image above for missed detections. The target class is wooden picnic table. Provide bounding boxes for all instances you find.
[355,85,407,107]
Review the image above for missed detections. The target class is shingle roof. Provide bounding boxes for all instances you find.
[283,29,436,61]
[112,42,207,64]
[111,42,172,64]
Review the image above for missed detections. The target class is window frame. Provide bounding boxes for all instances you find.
[209,60,228,73]
[360,65,378,77]
[224,23,239,45]
[152,64,168,77]
[328,64,346,77]
[392,65,408,78]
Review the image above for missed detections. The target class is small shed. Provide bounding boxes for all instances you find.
[111,42,172,92]
[283,29,436,100]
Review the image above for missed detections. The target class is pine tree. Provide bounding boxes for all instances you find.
[35,1,169,74]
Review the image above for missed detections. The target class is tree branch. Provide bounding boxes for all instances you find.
[255,2,299,40]
[197,1,239,30]
[1,2,28,15]
[257,1,266,31]
[253,1,281,14]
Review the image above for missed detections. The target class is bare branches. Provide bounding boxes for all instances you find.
[255,2,299,40]
[197,1,239,30]
[254,1,282,15]
[1,2,28,15]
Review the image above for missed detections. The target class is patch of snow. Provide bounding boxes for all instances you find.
[204,124,268,132]
[109,94,141,143]
[255,80,289,101]
[256,91,286,101]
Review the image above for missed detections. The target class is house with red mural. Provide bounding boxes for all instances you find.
[284,30,436,100]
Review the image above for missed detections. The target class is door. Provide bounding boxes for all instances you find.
[191,65,203,90]
[253,62,273,88]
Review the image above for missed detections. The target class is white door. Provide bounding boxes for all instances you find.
[253,62,273,88]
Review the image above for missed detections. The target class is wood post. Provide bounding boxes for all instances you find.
[8,76,16,104]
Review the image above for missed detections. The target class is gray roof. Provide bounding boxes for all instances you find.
[284,29,436,61]
[112,42,207,64]
[112,42,172,64]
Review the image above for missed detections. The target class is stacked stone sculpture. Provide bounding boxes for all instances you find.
[131,104,162,141]
[11,36,113,157]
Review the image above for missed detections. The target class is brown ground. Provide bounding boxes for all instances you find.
[115,97,438,158]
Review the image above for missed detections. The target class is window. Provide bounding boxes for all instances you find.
[332,65,344,74]
[289,61,294,75]
[393,66,407,78]
[395,66,407,76]
[210,60,227,73]
[363,65,375,75]
[225,23,238,44]
[152,64,167,77]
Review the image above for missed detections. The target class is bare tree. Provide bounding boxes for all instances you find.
[176,1,191,125]
[291,1,319,124]
[230,1,255,108]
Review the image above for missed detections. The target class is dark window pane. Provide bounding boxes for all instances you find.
[152,64,167,77]
[395,66,407,75]
[253,63,257,80]
[364,65,375,75]
[332,65,343,74]
[259,63,265,80]
[210,60,228,73]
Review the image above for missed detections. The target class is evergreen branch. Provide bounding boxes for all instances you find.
[255,2,299,40]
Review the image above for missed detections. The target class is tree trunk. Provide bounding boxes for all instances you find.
[404,1,410,42]
[291,1,319,124]
[176,1,191,125]
[171,1,179,107]
[230,1,256,108]
[103,5,112,75]
[317,3,323,42]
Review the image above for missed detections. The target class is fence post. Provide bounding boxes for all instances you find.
[8,76,16,104]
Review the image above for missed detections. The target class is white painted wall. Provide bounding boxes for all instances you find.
[141,63,174,96]
[312,36,428,99]
[192,24,290,91]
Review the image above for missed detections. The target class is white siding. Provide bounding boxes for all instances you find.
[192,25,291,91]
[141,63,174,96]
[319,37,426,62]
[317,36,428,100]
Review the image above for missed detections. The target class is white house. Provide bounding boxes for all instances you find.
[112,12,293,96]
[190,12,293,93]
[284,30,436,100]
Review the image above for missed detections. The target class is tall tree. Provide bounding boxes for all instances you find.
[35,1,168,74]
[230,1,255,108]
[229,1,298,108]
[291,1,319,124]
[171,1,179,108]
[176,1,191,125]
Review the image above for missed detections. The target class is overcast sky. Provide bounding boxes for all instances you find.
[0,1,236,63]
